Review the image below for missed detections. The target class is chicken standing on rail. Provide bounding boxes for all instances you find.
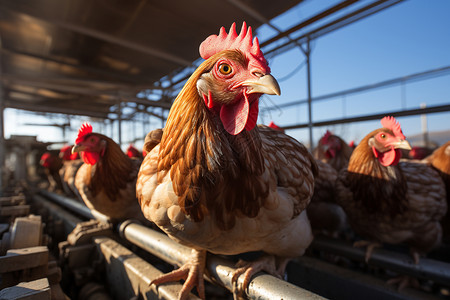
[136,22,317,299]
[336,116,447,265]
[72,123,147,223]
[424,141,450,238]
[313,130,353,172]
[40,152,63,192]
[59,145,83,200]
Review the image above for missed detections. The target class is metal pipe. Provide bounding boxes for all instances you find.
[0,34,4,192]
[311,236,450,287]
[38,189,109,223]
[304,38,313,149]
[260,0,359,47]
[119,222,324,300]
[32,194,83,233]
[261,65,450,112]
[93,236,201,300]
[281,103,450,130]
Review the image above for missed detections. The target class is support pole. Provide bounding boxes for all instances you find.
[0,36,5,192]
[305,37,313,149]
[117,99,122,147]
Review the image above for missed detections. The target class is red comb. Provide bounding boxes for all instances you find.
[268,121,284,132]
[60,145,72,153]
[76,122,93,144]
[199,22,268,69]
[60,145,72,160]
[380,116,405,139]
[322,130,332,143]
[40,152,51,161]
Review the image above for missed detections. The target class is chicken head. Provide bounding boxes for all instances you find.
[196,22,280,135]
[72,123,106,165]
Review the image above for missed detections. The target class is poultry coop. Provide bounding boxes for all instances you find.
[1,0,450,299]
[1,177,449,299]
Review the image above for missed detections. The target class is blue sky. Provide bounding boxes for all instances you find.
[256,0,450,146]
[5,0,450,149]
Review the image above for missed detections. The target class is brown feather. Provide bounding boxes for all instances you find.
[158,51,274,230]
[336,128,447,254]
[87,133,135,202]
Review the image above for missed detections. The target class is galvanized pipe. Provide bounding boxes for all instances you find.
[32,194,82,233]
[311,235,450,287]
[38,189,109,223]
[119,222,324,300]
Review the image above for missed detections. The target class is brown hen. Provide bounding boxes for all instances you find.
[336,117,447,264]
[136,23,317,299]
[72,123,147,223]
[425,141,450,238]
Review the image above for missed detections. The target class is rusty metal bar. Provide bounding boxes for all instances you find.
[119,221,324,300]
[311,235,450,287]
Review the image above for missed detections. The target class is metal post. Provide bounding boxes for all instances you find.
[117,99,122,146]
[305,37,313,149]
[420,102,429,147]
[0,36,5,192]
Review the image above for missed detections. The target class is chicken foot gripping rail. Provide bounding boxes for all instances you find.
[118,221,324,300]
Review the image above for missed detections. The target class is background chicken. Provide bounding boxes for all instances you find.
[309,130,350,237]
[308,160,347,237]
[424,141,450,239]
[72,123,147,223]
[313,130,353,171]
[59,145,83,200]
[126,144,143,160]
[335,116,447,267]
[136,22,317,299]
[40,151,63,192]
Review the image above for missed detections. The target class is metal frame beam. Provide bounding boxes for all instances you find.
[265,0,404,56]
[311,236,450,287]
[282,103,450,130]
[262,65,450,112]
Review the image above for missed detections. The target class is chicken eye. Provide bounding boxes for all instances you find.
[380,134,386,139]
[218,63,232,75]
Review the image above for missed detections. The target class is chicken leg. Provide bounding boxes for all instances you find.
[231,255,287,298]
[150,249,206,300]
[353,240,381,262]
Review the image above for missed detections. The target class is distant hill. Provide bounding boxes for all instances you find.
[407,130,450,147]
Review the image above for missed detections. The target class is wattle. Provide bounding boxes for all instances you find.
[219,93,259,135]
[373,147,402,166]
[81,151,100,165]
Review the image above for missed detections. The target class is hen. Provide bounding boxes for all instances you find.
[335,116,447,264]
[308,160,347,237]
[126,144,143,160]
[40,152,63,192]
[425,141,450,238]
[72,123,147,223]
[136,22,317,299]
[313,130,353,171]
[59,145,83,199]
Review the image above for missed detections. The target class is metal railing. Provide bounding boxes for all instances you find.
[118,221,324,300]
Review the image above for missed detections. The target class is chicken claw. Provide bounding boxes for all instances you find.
[231,255,281,299]
[150,249,206,300]
[353,240,381,262]
[387,275,420,291]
